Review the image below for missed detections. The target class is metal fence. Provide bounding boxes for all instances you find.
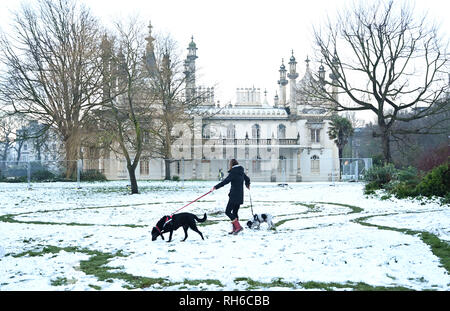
[81,157,372,183]
[0,160,82,188]
[0,158,372,186]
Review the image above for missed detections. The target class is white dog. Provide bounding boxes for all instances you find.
[246,213,274,230]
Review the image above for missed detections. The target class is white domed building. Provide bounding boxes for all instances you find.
[168,40,340,182]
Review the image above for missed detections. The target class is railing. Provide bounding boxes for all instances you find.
[202,138,299,145]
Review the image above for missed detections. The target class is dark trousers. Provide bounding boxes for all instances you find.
[225,200,240,221]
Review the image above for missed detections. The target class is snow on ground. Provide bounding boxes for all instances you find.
[0,180,448,291]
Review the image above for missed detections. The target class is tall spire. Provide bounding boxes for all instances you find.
[145,21,157,73]
[329,49,339,101]
[145,21,155,53]
[288,50,299,115]
[318,59,326,86]
[305,55,311,72]
[278,58,288,107]
[288,50,298,79]
[187,35,198,60]
[185,36,198,100]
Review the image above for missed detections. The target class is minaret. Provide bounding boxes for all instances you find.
[329,49,339,101]
[274,91,279,107]
[263,89,269,106]
[100,34,113,100]
[277,59,288,107]
[145,21,157,76]
[318,59,326,87]
[287,50,299,115]
[184,36,198,100]
[305,55,311,75]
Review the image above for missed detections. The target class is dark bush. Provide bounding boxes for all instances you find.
[415,163,450,198]
[364,181,381,195]
[364,163,397,187]
[80,170,107,181]
[397,166,421,185]
[390,182,419,199]
[31,170,55,181]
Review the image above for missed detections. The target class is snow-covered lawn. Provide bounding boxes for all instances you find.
[0,181,449,291]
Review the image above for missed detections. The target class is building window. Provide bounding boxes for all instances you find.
[143,131,150,143]
[311,155,320,174]
[278,124,286,139]
[227,124,235,139]
[310,129,320,143]
[202,124,210,139]
[252,124,260,139]
[140,159,149,176]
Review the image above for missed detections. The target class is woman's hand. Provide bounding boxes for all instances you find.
[211,186,216,192]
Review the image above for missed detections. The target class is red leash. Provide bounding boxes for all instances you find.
[170,189,213,216]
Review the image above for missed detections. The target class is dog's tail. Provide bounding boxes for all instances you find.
[194,213,207,223]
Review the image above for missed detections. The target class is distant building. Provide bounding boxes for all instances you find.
[11,120,61,163]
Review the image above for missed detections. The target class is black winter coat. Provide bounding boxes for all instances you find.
[214,165,250,205]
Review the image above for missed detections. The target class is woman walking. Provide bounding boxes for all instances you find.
[212,159,250,235]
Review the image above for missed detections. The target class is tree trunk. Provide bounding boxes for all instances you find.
[338,147,343,180]
[64,134,80,180]
[127,163,139,194]
[164,159,171,180]
[380,130,392,164]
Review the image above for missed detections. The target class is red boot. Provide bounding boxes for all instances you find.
[228,219,237,234]
[233,219,243,235]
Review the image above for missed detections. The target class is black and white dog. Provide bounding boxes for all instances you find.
[246,213,274,230]
[151,212,207,242]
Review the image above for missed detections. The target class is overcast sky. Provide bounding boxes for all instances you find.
[1,0,449,122]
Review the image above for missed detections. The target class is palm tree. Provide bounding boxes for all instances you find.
[328,115,354,179]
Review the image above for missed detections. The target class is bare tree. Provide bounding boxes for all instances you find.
[97,19,153,194]
[0,114,16,163]
[0,0,105,178]
[310,0,449,163]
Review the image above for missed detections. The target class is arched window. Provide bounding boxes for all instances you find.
[252,124,260,139]
[202,124,210,139]
[311,155,320,174]
[278,124,286,139]
[227,124,235,139]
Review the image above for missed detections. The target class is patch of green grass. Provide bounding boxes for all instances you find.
[273,218,297,228]
[88,284,102,290]
[13,245,80,258]
[50,277,69,286]
[294,202,317,209]
[183,279,224,287]
[313,202,363,214]
[234,277,294,290]
[420,231,450,273]
[233,277,412,291]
